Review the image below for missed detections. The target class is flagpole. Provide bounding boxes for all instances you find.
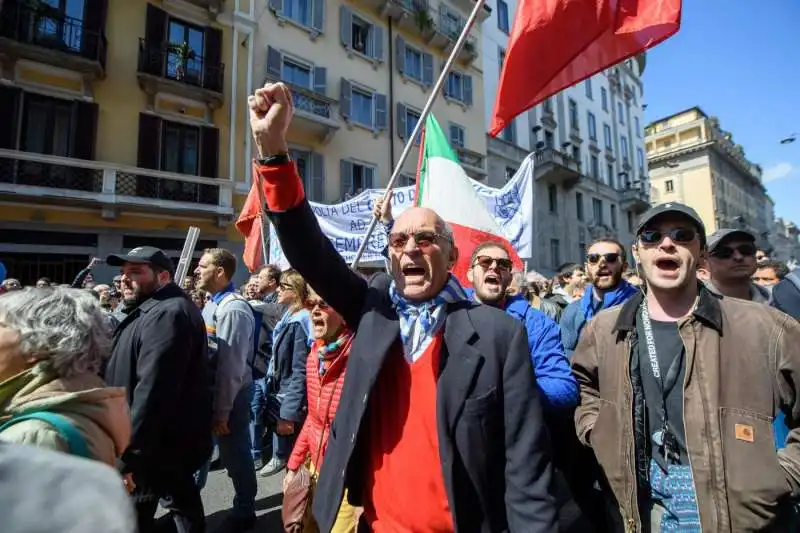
[350,0,487,268]
[254,171,270,267]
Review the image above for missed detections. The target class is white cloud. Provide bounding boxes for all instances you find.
[763,162,795,183]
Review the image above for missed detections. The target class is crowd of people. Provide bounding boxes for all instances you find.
[1,82,800,533]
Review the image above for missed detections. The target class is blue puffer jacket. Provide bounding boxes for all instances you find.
[466,290,578,412]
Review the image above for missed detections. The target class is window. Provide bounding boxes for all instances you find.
[591,155,599,179]
[635,116,641,138]
[351,87,374,127]
[548,184,558,214]
[21,94,74,157]
[601,87,608,111]
[603,124,612,149]
[505,166,517,181]
[550,239,561,269]
[167,19,204,85]
[340,159,375,198]
[543,98,553,113]
[665,180,675,193]
[572,145,580,163]
[497,0,509,33]
[607,163,614,188]
[592,198,603,224]
[404,106,422,144]
[341,79,387,131]
[341,7,382,60]
[637,148,645,174]
[404,46,423,81]
[576,192,584,221]
[444,71,472,105]
[33,0,86,51]
[290,148,324,201]
[162,121,200,175]
[585,78,593,99]
[501,119,516,144]
[544,130,554,149]
[618,101,625,125]
[627,211,634,232]
[282,57,312,89]
[611,204,617,229]
[281,0,322,28]
[588,112,597,140]
[621,136,629,163]
[498,47,506,69]
[569,99,579,130]
[351,14,375,56]
[449,123,465,148]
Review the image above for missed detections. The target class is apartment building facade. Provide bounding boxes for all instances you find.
[481,0,650,274]
[0,0,253,284]
[645,107,772,248]
[252,0,490,209]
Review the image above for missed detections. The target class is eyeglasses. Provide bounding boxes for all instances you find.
[388,230,450,251]
[304,299,330,310]
[639,228,697,245]
[711,243,756,259]
[278,283,294,291]
[586,252,620,265]
[473,255,513,272]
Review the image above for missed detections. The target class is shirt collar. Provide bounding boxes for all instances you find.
[211,282,236,304]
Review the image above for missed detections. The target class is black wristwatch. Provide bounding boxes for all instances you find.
[257,153,291,166]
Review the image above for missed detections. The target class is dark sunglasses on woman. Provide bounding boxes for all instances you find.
[639,228,697,245]
[710,243,756,259]
[586,253,620,265]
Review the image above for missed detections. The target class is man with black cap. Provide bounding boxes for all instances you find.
[705,228,771,304]
[572,202,800,531]
[105,246,212,533]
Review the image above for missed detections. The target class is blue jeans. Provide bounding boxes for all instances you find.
[249,378,268,460]
[196,382,258,519]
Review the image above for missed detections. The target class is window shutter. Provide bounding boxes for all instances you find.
[310,152,325,201]
[371,24,384,62]
[364,166,375,189]
[422,52,433,86]
[199,126,219,178]
[266,46,282,79]
[145,3,167,45]
[339,5,351,48]
[396,103,407,140]
[340,159,353,199]
[0,86,21,149]
[137,113,162,170]
[268,0,283,12]
[395,35,405,74]
[72,102,98,160]
[374,92,387,131]
[339,78,351,118]
[463,75,473,106]
[0,1,20,39]
[203,27,223,92]
[313,66,327,96]
[81,0,107,65]
[311,0,323,31]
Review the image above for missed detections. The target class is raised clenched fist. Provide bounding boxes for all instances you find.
[248,82,294,157]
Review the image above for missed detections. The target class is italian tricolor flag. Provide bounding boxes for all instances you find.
[415,114,524,286]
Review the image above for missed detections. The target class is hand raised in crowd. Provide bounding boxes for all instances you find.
[373,193,394,225]
[248,82,294,157]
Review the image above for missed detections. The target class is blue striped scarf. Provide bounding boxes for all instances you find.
[389,274,468,361]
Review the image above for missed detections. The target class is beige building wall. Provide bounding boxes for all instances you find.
[252,0,487,203]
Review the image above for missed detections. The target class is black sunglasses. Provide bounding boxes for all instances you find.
[711,243,756,259]
[586,253,620,265]
[473,255,513,272]
[639,228,697,245]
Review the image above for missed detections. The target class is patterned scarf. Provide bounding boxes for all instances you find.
[315,330,353,376]
[389,274,469,361]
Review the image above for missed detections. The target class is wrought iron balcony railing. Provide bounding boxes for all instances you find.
[137,38,224,93]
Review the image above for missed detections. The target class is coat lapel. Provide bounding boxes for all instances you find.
[438,303,482,435]
[350,305,401,390]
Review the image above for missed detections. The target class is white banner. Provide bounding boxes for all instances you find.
[268,154,535,268]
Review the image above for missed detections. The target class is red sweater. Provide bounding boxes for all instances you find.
[364,333,454,532]
[287,334,352,471]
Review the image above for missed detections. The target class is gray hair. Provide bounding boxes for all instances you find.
[0,287,112,377]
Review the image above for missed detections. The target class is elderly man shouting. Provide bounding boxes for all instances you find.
[248,83,556,532]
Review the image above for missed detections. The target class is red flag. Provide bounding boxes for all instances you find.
[235,176,265,273]
[489,0,681,136]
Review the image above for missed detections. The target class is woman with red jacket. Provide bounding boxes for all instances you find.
[283,288,359,532]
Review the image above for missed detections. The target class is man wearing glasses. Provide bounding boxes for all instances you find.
[572,202,800,532]
[704,229,771,304]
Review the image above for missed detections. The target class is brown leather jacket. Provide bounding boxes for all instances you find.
[572,286,800,532]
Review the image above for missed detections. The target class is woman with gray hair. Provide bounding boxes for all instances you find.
[0,287,130,467]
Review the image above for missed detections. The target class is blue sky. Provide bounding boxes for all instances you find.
[642,0,800,223]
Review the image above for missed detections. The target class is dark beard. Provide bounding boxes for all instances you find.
[133,278,162,305]
[592,271,624,290]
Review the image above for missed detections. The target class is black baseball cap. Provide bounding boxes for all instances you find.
[636,202,706,244]
[107,246,174,274]
[706,228,755,254]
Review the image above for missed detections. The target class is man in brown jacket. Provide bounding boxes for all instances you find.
[572,202,800,532]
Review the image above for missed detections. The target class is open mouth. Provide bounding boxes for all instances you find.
[596,269,612,277]
[312,317,325,327]
[483,273,501,287]
[655,258,680,272]
[401,265,426,277]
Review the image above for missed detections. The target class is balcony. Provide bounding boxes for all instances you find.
[456,147,486,180]
[620,185,650,214]
[450,0,492,22]
[0,149,233,221]
[439,14,478,63]
[0,0,107,78]
[137,39,224,108]
[533,148,581,188]
[267,75,339,143]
